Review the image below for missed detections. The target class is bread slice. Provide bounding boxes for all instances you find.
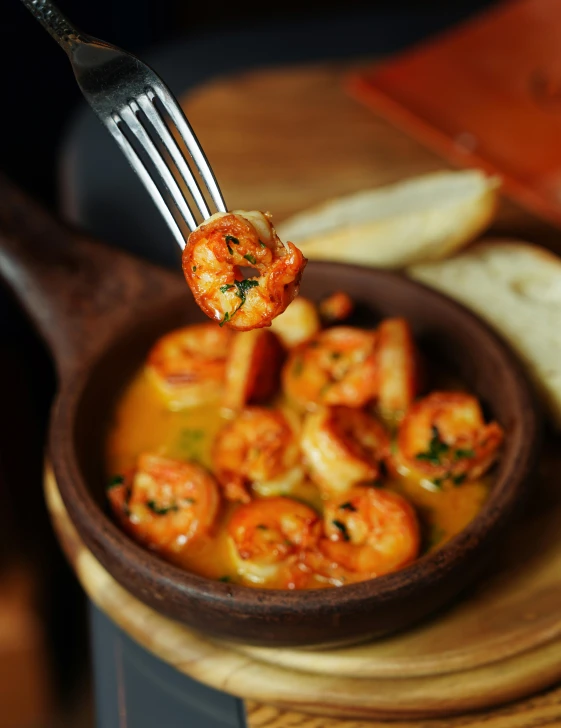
[409,240,561,428]
[278,170,499,268]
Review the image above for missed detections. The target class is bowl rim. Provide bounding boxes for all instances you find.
[50,262,541,618]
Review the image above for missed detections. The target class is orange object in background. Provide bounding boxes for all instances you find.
[349,0,561,228]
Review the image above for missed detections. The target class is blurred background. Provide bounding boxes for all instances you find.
[0,1,496,726]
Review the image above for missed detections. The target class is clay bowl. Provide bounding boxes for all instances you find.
[0,176,540,647]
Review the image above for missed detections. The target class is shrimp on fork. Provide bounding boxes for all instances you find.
[183,211,306,331]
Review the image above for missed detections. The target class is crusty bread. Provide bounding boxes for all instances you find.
[409,240,561,428]
[278,170,499,268]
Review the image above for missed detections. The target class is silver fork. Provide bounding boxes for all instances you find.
[20,0,227,248]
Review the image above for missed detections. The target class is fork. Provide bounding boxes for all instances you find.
[20,0,227,249]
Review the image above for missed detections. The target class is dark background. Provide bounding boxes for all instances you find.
[0,1,496,724]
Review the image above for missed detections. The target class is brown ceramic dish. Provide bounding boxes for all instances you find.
[0,176,540,647]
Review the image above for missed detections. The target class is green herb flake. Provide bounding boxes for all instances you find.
[339,502,357,512]
[431,477,444,489]
[256,524,268,530]
[243,253,257,265]
[219,575,231,583]
[415,426,450,465]
[454,448,475,461]
[234,278,258,302]
[332,519,350,541]
[219,311,230,327]
[452,473,467,486]
[107,475,125,490]
[220,283,235,293]
[226,242,234,255]
[225,234,240,245]
[192,265,197,272]
[146,500,179,515]
[259,240,266,248]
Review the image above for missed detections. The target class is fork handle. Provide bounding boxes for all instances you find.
[20,0,87,53]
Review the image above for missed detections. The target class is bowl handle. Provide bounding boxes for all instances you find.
[0,173,184,378]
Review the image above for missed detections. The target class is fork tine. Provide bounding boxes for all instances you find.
[119,103,198,233]
[137,93,212,221]
[107,116,188,249]
[149,86,227,214]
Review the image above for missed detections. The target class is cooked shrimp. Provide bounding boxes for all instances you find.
[146,324,233,409]
[319,291,354,322]
[320,486,420,576]
[213,408,303,503]
[270,296,321,348]
[396,392,503,487]
[301,406,390,496]
[182,211,306,331]
[107,453,219,554]
[228,497,321,587]
[223,329,285,412]
[283,326,377,410]
[375,318,420,422]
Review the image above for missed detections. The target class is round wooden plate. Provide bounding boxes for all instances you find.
[44,443,561,721]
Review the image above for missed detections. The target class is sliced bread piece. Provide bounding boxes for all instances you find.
[278,170,499,268]
[409,240,561,428]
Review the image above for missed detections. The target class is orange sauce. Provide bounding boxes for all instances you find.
[106,368,490,585]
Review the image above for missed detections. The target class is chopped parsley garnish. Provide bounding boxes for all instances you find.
[146,500,179,515]
[226,242,233,255]
[452,473,467,486]
[332,519,350,541]
[431,477,444,489]
[219,575,231,583]
[192,265,197,272]
[259,240,266,248]
[256,524,268,530]
[243,253,257,265]
[339,502,357,512]
[107,475,124,489]
[219,279,259,325]
[454,448,475,461]
[225,234,240,245]
[415,426,450,465]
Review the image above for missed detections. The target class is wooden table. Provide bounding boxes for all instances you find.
[180,61,561,727]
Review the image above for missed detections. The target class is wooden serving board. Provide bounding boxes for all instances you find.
[45,434,561,723]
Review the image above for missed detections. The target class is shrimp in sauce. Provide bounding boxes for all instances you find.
[395,392,503,487]
[270,296,321,348]
[223,330,285,412]
[228,497,321,587]
[213,407,302,503]
[146,323,233,409]
[283,327,377,411]
[319,291,354,322]
[107,453,219,555]
[320,486,420,577]
[183,211,306,331]
[301,406,390,497]
[374,318,421,423]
